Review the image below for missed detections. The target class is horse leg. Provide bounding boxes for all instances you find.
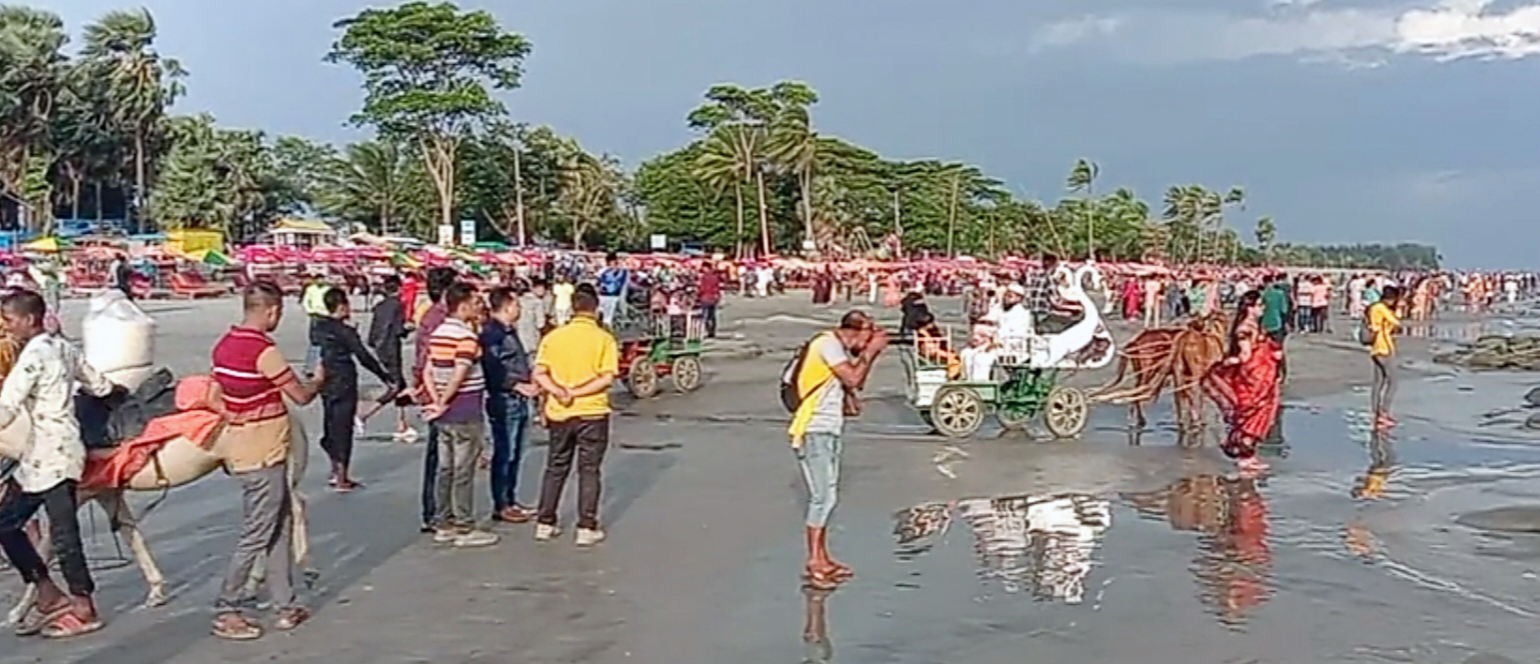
[102,492,167,607]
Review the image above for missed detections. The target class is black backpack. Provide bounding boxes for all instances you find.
[779,335,821,412]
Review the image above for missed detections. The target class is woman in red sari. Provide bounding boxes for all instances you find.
[1204,290,1283,475]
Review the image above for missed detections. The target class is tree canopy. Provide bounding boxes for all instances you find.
[0,2,1441,271]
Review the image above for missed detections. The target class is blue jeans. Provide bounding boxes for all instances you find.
[795,432,842,528]
[486,393,530,510]
[421,425,438,526]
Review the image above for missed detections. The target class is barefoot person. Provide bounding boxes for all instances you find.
[1203,290,1283,476]
[785,310,888,588]
[209,282,325,640]
[0,290,120,638]
[1367,285,1402,429]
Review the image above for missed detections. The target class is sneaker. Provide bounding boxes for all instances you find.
[575,528,606,547]
[395,429,419,444]
[432,528,460,544]
[453,530,500,548]
[533,523,561,542]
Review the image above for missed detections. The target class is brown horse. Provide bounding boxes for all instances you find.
[1092,312,1227,433]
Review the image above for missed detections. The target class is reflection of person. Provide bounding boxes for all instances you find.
[1204,290,1283,476]
[800,585,835,664]
[1352,429,1395,500]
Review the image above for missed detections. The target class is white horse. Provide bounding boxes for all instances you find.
[0,406,315,625]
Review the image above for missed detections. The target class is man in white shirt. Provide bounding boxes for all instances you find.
[0,290,120,636]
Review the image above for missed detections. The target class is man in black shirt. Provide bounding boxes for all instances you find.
[312,287,397,491]
[364,275,413,441]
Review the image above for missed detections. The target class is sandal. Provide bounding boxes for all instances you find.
[273,606,309,631]
[803,566,840,590]
[40,611,103,639]
[14,603,71,637]
[211,612,263,641]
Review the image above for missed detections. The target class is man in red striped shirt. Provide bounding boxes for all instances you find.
[207,282,325,641]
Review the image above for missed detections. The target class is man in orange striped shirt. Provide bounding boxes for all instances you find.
[208,282,325,641]
[422,282,497,548]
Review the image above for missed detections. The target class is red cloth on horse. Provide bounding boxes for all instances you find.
[79,375,225,491]
[1203,335,1282,459]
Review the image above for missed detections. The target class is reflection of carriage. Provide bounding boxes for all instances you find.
[611,282,705,398]
[900,264,1117,439]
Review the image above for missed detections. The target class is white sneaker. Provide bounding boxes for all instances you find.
[394,428,419,444]
[575,528,606,547]
[432,528,459,544]
[354,417,366,437]
[453,530,499,548]
[533,524,561,542]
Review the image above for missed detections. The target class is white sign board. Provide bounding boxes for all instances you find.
[436,224,454,247]
[649,234,667,250]
[459,219,476,246]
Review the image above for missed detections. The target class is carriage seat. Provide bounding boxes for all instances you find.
[76,367,178,449]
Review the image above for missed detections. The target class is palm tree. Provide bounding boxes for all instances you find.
[82,8,185,232]
[1254,216,1276,264]
[315,140,416,235]
[694,123,761,258]
[0,6,69,229]
[554,140,621,249]
[769,105,816,253]
[1066,158,1099,259]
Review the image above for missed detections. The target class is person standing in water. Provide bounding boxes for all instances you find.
[785,311,888,588]
[1203,290,1284,476]
[1367,285,1402,429]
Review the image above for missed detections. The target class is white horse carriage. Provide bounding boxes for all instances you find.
[901,263,1117,438]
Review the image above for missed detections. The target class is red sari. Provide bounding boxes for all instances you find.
[1203,328,1282,460]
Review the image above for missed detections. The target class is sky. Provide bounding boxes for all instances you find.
[42,0,1540,268]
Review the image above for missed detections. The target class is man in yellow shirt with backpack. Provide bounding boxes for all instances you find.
[784,311,888,588]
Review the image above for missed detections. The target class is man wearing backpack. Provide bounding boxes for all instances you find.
[1366,285,1402,429]
[784,311,888,588]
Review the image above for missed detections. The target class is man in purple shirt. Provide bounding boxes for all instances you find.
[413,267,457,532]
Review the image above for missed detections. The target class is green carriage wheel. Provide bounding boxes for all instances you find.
[627,359,660,398]
[1043,385,1089,438]
[931,385,985,438]
[671,355,703,392]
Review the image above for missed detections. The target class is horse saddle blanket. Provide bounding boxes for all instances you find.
[77,367,178,450]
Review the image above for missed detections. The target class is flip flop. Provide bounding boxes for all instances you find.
[40,611,103,640]
[14,604,71,637]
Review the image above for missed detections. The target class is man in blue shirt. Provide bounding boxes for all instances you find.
[596,252,628,327]
[480,287,539,522]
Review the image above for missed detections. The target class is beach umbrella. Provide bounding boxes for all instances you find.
[193,249,233,266]
[23,236,68,253]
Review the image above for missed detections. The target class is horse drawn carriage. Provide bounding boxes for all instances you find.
[610,281,706,398]
[900,264,1117,439]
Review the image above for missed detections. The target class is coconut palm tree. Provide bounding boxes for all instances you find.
[1066,158,1100,259]
[0,6,69,228]
[315,140,417,235]
[769,105,816,253]
[82,8,185,231]
[694,123,761,258]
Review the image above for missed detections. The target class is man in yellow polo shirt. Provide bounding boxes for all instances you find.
[531,284,618,546]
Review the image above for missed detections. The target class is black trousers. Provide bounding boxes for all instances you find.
[536,416,610,531]
[700,303,718,338]
[0,480,93,596]
[320,389,359,469]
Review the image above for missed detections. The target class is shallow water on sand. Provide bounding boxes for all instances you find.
[716,405,1540,663]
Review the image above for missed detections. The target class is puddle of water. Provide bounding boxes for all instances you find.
[714,405,1540,663]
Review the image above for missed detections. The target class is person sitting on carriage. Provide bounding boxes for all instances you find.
[912,311,961,380]
[959,325,998,382]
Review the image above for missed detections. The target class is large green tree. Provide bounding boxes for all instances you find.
[327,1,532,237]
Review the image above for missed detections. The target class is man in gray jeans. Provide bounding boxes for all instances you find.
[422,282,498,548]
[208,282,325,640]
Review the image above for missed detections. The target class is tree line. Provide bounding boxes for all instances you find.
[0,2,1440,270]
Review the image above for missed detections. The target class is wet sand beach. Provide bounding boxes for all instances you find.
[3,294,1539,664]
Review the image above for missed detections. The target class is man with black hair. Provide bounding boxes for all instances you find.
[481,287,540,522]
[0,290,120,637]
[412,266,458,531]
[532,284,618,546]
[364,274,413,442]
[423,282,498,547]
[785,309,887,588]
[312,287,396,491]
[209,282,326,640]
[597,252,628,326]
